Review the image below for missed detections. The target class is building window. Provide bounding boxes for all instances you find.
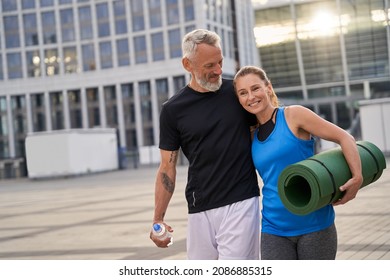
[0,56,3,80]
[104,86,118,126]
[151,32,165,61]
[116,39,130,66]
[23,14,39,46]
[2,0,17,11]
[126,129,137,150]
[184,0,195,21]
[301,37,343,84]
[79,6,93,40]
[143,127,154,146]
[139,81,151,123]
[40,0,54,7]
[96,3,110,37]
[63,46,78,73]
[0,97,9,137]
[134,36,147,64]
[31,93,46,132]
[122,83,134,99]
[41,11,57,44]
[7,53,23,79]
[11,96,27,134]
[131,0,145,32]
[148,0,162,28]
[87,88,100,128]
[22,0,35,9]
[44,49,59,76]
[121,84,136,138]
[114,0,127,34]
[4,16,20,48]
[68,90,82,129]
[296,1,343,85]
[82,43,96,71]
[26,50,42,77]
[166,0,179,25]
[173,75,186,93]
[0,96,9,157]
[60,8,76,42]
[336,102,353,129]
[168,29,181,58]
[228,31,234,60]
[342,0,389,80]
[278,90,304,101]
[59,0,73,4]
[50,92,64,130]
[99,41,113,69]
[12,95,27,158]
[255,6,301,87]
[156,78,169,113]
[308,86,345,99]
[139,81,152,123]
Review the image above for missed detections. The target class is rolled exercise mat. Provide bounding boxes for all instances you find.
[278,141,387,215]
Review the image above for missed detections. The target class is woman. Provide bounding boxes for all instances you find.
[233,66,363,260]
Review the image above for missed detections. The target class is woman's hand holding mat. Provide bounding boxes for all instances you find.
[278,141,387,215]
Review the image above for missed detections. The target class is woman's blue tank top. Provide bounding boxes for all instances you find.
[252,107,335,236]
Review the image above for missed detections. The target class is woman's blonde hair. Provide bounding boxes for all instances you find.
[233,66,279,107]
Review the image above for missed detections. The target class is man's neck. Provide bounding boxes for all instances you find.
[188,81,208,93]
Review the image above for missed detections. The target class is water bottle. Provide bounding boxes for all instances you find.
[152,223,173,245]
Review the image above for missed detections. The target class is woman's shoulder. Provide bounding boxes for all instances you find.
[284,105,318,129]
[284,105,311,117]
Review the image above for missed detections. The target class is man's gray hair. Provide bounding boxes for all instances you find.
[182,29,221,60]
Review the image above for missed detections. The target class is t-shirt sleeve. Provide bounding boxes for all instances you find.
[159,103,180,151]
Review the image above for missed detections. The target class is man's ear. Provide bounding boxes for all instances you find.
[182,57,191,72]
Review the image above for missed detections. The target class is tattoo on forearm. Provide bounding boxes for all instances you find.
[169,151,178,163]
[161,172,175,194]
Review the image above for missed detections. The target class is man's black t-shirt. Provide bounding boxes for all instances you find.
[159,79,259,214]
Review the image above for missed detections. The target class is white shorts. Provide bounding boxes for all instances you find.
[187,197,260,260]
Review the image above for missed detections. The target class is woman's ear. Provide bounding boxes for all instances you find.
[267,83,274,96]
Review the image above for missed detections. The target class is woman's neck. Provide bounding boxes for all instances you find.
[257,106,277,125]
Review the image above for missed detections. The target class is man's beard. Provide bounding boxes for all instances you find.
[195,75,222,92]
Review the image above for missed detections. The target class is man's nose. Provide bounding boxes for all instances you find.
[213,65,222,75]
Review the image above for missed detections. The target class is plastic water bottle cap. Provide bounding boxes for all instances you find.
[153,223,162,232]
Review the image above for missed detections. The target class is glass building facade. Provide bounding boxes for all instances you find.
[253,0,390,130]
[0,0,258,178]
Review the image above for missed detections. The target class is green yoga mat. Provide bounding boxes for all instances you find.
[278,141,387,216]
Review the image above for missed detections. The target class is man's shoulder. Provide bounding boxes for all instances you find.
[217,79,236,98]
[162,86,189,108]
[221,78,233,87]
[219,78,235,93]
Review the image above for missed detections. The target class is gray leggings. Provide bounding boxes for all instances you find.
[261,223,337,260]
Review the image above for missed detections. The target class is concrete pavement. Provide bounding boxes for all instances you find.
[0,158,389,260]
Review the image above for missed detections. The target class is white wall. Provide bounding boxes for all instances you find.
[359,98,390,154]
[139,146,160,165]
[25,128,118,179]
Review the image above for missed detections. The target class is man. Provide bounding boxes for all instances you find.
[150,29,260,260]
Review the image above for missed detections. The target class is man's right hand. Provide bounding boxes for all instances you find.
[149,223,174,248]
